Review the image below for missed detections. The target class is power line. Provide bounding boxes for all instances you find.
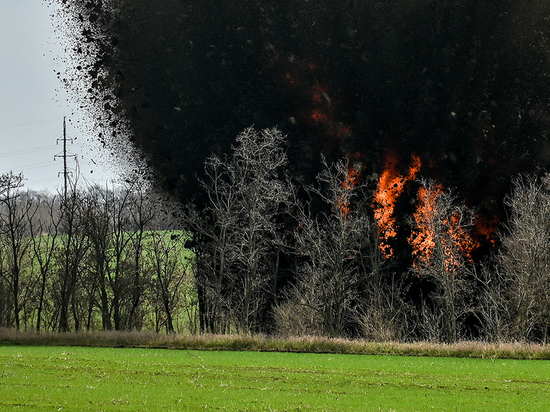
[0,161,54,173]
[31,177,63,186]
[0,146,55,159]
[54,117,77,198]
[0,118,61,131]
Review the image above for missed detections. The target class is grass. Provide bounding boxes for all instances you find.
[2,345,550,411]
[2,328,550,360]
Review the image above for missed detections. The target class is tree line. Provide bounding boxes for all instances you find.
[0,173,195,334]
[4,126,550,343]
[184,127,550,344]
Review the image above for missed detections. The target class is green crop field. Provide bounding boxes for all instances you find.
[2,345,550,411]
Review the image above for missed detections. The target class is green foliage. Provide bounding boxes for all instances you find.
[2,344,550,411]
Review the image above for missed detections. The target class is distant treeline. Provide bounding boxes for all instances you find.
[4,127,550,344]
[0,173,195,334]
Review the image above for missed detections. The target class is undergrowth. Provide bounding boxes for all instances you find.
[1,328,549,360]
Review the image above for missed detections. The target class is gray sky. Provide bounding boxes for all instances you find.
[0,0,130,193]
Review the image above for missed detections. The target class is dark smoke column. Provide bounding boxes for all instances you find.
[55,0,550,209]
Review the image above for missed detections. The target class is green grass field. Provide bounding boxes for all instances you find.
[2,345,550,411]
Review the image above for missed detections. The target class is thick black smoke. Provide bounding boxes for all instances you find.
[56,0,550,210]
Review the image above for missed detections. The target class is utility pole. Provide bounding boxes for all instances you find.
[54,117,77,199]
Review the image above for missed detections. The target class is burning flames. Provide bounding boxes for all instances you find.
[266,46,494,266]
[373,152,481,269]
[408,183,442,265]
[474,213,499,249]
[338,166,360,217]
[373,152,422,258]
[407,183,477,273]
[269,49,354,146]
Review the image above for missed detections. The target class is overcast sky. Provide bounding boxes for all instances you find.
[0,0,129,193]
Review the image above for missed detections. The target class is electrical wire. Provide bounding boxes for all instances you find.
[0,118,61,131]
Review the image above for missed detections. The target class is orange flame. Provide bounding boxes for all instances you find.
[474,214,498,248]
[408,183,442,268]
[310,109,329,124]
[408,183,478,274]
[275,51,355,148]
[338,166,360,217]
[373,152,422,258]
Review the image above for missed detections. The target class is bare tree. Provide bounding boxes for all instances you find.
[79,180,161,331]
[185,188,237,334]
[27,193,61,332]
[473,263,511,342]
[0,172,33,330]
[80,185,114,330]
[109,186,138,331]
[55,181,90,332]
[499,174,550,342]
[408,180,476,343]
[186,127,292,334]
[146,230,191,333]
[126,182,159,330]
[278,157,376,337]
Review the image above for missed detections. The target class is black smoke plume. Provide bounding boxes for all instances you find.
[56,0,550,211]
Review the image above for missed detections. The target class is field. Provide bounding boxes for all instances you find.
[2,345,550,411]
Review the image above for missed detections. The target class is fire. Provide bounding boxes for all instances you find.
[373,153,481,264]
[274,51,355,146]
[408,182,478,274]
[310,109,329,124]
[408,183,441,266]
[338,166,360,217]
[474,213,498,248]
[268,46,492,267]
[373,152,422,258]
[447,213,478,261]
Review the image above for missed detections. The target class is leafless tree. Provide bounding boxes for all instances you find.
[55,180,90,332]
[118,183,157,330]
[186,127,292,334]
[82,183,139,331]
[80,185,114,330]
[278,157,376,337]
[27,193,61,332]
[473,263,512,342]
[0,172,34,330]
[408,180,475,343]
[184,193,236,334]
[146,230,192,333]
[79,180,162,331]
[109,187,139,330]
[499,174,550,342]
